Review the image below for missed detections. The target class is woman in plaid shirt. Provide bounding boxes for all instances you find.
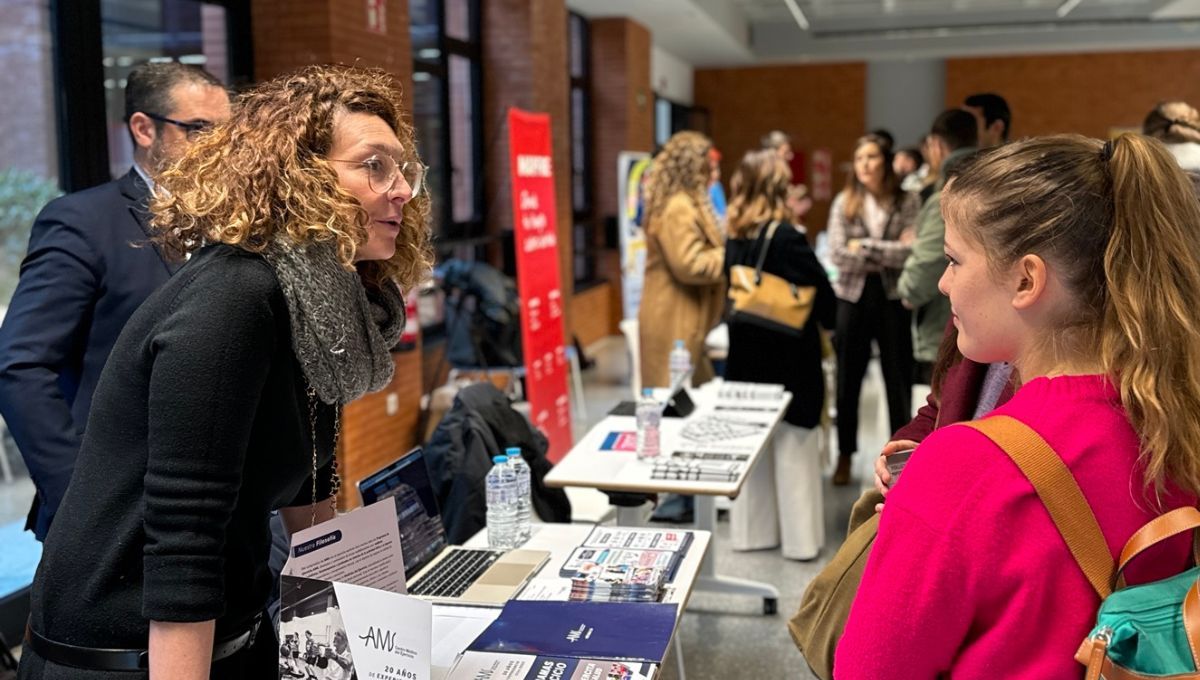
[827,133,921,485]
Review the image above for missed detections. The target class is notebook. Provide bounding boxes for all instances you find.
[357,447,549,606]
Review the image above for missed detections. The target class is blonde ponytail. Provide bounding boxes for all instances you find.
[1102,133,1200,496]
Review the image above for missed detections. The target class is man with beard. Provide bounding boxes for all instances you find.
[0,61,230,540]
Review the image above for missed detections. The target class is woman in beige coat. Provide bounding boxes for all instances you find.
[639,131,726,388]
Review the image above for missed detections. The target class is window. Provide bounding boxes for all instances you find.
[568,12,596,287]
[101,1,235,178]
[654,95,711,146]
[410,0,484,247]
[52,0,250,192]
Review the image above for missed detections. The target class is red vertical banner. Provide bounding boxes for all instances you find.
[508,108,573,461]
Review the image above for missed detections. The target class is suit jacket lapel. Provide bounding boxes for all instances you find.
[118,169,178,274]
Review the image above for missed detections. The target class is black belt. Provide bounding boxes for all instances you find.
[26,613,262,672]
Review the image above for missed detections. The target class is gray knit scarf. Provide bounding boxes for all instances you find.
[262,236,405,405]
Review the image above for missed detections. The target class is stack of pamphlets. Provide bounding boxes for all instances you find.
[569,563,667,602]
[560,528,692,603]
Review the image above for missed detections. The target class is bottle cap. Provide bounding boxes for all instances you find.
[674,339,685,349]
[642,387,654,397]
[493,455,509,464]
[505,447,521,457]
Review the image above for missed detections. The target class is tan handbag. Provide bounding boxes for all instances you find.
[728,221,816,337]
[789,488,883,680]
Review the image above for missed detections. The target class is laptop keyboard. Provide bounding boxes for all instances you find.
[408,549,503,598]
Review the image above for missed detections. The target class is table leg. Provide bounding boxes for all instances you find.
[692,495,780,614]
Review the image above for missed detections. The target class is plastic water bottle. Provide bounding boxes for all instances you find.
[506,446,533,543]
[669,339,692,389]
[486,454,518,549]
[636,388,662,461]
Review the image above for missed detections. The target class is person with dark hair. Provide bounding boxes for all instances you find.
[18,65,432,679]
[827,134,921,485]
[0,61,230,541]
[723,150,836,560]
[868,128,897,152]
[898,110,978,385]
[962,92,1010,147]
[840,133,1200,677]
[892,147,922,181]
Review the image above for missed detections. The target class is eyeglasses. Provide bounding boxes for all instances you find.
[329,155,427,197]
[143,112,213,140]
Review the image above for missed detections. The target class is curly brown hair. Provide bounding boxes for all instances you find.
[644,131,713,224]
[150,64,433,291]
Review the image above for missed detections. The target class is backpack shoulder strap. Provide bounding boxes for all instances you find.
[962,415,1116,599]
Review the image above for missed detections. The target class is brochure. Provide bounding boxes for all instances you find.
[466,600,678,663]
[280,576,432,680]
[583,527,693,554]
[284,498,407,594]
[445,651,652,680]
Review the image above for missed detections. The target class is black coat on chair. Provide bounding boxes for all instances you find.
[424,383,571,543]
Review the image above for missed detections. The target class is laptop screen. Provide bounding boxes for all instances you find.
[357,447,447,578]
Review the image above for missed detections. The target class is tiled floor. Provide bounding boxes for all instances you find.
[574,336,904,680]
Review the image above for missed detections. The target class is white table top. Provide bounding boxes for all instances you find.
[544,381,791,498]
[433,523,711,679]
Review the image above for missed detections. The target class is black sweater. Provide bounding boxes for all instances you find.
[29,245,336,655]
[723,223,836,428]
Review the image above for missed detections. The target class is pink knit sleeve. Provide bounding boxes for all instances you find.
[834,427,987,679]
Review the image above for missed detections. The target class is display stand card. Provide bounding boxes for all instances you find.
[283,498,406,594]
[280,576,432,680]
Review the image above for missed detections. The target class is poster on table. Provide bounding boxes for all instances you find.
[279,576,431,680]
[507,107,573,461]
[616,152,652,320]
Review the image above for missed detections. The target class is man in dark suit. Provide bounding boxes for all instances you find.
[0,62,230,540]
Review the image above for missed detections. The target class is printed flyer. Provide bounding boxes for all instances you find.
[280,576,432,680]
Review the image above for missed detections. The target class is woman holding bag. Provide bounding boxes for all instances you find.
[723,149,835,560]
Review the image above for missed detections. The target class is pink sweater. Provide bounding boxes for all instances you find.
[835,375,1196,679]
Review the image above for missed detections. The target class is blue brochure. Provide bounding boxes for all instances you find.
[467,601,678,663]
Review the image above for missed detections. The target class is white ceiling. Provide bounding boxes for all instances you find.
[567,0,1200,65]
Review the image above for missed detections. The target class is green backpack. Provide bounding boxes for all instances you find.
[967,416,1200,680]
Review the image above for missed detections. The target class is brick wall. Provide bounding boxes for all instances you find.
[587,18,652,334]
[251,0,416,509]
[946,49,1200,140]
[590,18,654,219]
[482,0,574,333]
[694,63,867,236]
[252,0,412,89]
[337,347,424,509]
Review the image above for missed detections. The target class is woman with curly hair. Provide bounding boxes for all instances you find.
[19,65,431,679]
[638,131,725,388]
